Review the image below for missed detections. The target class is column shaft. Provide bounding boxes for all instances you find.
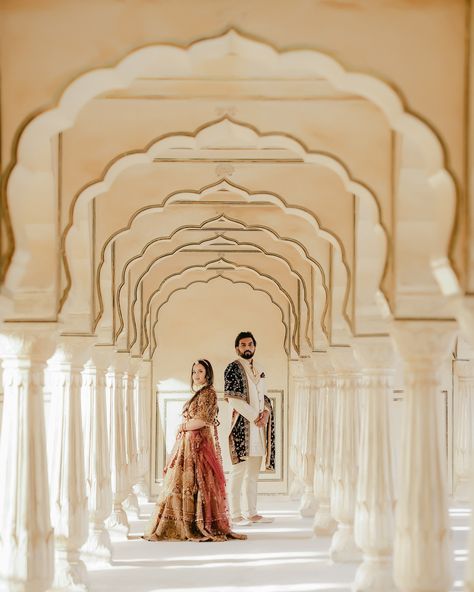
[81,356,113,563]
[330,370,361,562]
[0,330,55,592]
[313,373,337,536]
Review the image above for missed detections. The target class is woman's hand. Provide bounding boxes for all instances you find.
[183,418,207,431]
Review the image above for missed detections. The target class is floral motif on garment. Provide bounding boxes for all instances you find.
[224,360,276,471]
[143,386,246,542]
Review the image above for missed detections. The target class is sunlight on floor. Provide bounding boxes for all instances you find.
[87,499,471,592]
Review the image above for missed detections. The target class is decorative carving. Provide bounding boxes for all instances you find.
[123,367,140,517]
[289,361,306,501]
[47,340,89,590]
[133,362,152,498]
[329,370,361,562]
[214,105,238,117]
[105,364,130,539]
[81,357,113,564]
[0,329,55,592]
[452,360,474,502]
[353,365,396,591]
[390,321,457,592]
[215,163,235,177]
[313,372,337,536]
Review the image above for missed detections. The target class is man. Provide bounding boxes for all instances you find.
[224,331,275,525]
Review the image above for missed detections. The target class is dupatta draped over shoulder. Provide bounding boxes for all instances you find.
[224,360,275,471]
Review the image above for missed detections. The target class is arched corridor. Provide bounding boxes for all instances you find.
[1,2,474,591]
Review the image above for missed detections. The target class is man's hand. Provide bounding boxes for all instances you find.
[254,409,269,427]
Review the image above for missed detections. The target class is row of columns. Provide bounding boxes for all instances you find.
[0,327,152,592]
[289,321,468,592]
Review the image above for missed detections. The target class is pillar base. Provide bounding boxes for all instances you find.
[134,478,150,499]
[54,549,88,592]
[82,525,112,564]
[299,491,317,517]
[124,492,140,518]
[289,478,303,501]
[313,503,336,536]
[330,524,361,563]
[352,556,396,592]
[106,505,130,540]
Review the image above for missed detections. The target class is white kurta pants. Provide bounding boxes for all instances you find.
[229,455,262,518]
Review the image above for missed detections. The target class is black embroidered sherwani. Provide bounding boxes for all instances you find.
[224,359,275,471]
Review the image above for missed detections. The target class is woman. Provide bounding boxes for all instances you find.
[143,359,246,542]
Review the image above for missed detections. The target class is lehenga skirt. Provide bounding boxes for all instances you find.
[143,427,246,542]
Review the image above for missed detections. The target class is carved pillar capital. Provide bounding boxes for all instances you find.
[390,320,457,369]
[289,358,306,380]
[352,336,396,371]
[89,344,115,371]
[0,322,57,361]
[328,346,359,372]
[454,358,474,379]
[49,335,94,369]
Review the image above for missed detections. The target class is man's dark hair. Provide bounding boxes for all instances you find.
[235,331,257,348]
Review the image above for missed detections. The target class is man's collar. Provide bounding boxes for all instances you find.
[238,356,254,366]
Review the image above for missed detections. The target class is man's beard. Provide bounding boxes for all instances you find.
[240,350,254,359]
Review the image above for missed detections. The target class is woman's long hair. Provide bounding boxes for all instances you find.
[189,358,214,391]
[183,359,214,415]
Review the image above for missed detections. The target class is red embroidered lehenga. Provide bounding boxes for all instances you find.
[143,386,246,542]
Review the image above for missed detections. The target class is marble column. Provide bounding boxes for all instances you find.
[329,348,361,562]
[133,359,152,499]
[352,338,396,592]
[453,360,474,502]
[313,370,337,536]
[81,347,113,564]
[0,326,56,592]
[289,361,305,501]
[449,299,474,592]
[105,355,129,540]
[47,338,90,591]
[123,358,140,517]
[298,361,318,517]
[391,320,457,592]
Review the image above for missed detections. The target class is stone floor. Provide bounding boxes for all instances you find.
[87,499,470,592]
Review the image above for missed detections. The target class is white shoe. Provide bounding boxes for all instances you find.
[232,516,252,527]
[246,514,274,524]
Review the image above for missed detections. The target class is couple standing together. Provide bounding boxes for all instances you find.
[143,331,275,542]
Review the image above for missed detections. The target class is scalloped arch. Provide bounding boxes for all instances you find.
[62,118,385,313]
[140,258,300,355]
[2,28,458,311]
[117,234,313,350]
[148,274,290,359]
